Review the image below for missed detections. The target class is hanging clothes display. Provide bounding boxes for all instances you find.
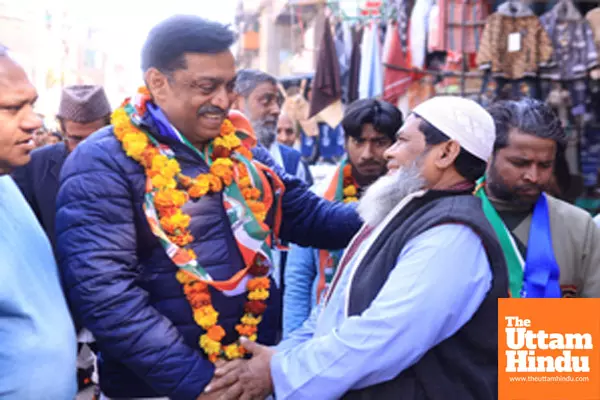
[409,0,434,69]
[335,21,353,104]
[429,0,489,58]
[392,0,411,54]
[383,21,414,105]
[309,17,343,128]
[539,0,599,116]
[477,1,553,79]
[359,23,384,99]
[348,27,363,104]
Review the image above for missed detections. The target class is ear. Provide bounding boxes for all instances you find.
[231,95,246,113]
[144,68,169,102]
[434,140,461,169]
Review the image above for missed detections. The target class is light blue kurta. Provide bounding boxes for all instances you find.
[0,176,77,399]
[271,193,493,399]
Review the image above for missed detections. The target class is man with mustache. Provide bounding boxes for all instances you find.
[207,96,509,400]
[477,98,600,298]
[55,16,361,400]
[283,98,401,336]
[233,69,312,186]
[0,43,77,400]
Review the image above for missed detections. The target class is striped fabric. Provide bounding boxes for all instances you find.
[431,0,489,54]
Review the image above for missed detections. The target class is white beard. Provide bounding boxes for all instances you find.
[357,162,426,228]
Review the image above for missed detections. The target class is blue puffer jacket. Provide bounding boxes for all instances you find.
[56,120,361,400]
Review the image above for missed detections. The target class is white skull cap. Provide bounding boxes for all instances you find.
[412,96,496,162]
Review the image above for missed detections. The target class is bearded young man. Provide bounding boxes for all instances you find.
[478,98,600,298]
[208,96,509,400]
[55,16,361,400]
[233,69,312,186]
[282,98,401,337]
[0,44,77,400]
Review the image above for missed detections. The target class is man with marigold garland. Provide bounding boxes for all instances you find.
[55,15,361,400]
[208,96,509,399]
[282,98,401,337]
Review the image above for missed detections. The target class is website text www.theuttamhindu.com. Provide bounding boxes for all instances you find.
[508,376,590,383]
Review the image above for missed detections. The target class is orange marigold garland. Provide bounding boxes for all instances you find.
[111,89,273,362]
[342,163,359,203]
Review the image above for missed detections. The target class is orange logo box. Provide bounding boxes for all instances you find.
[498,299,600,400]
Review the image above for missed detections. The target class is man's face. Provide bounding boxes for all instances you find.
[346,123,393,181]
[147,51,237,147]
[33,128,48,147]
[0,57,41,174]
[239,82,282,147]
[46,134,61,145]
[384,114,432,173]
[487,128,556,206]
[277,115,296,147]
[63,117,108,152]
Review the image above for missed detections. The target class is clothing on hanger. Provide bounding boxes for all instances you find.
[477,1,553,80]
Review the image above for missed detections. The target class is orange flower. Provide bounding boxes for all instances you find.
[179,175,193,188]
[160,209,191,234]
[343,185,357,198]
[210,159,234,186]
[343,163,352,177]
[141,147,160,168]
[220,119,235,136]
[208,353,219,363]
[206,325,226,341]
[246,200,267,222]
[175,270,197,285]
[247,277,270,291]
[189,175,211,198]
[238,176,251,188]
[168,232,193,247]
[155,188,187,209]
[207,174,223,192]
[242,187,261,201]
[235,324,258,337]
[189,292,212,309]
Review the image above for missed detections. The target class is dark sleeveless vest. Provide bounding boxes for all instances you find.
[343,190,508,400]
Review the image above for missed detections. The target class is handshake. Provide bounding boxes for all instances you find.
[198,338,276,400]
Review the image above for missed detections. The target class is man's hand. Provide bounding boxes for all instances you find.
[205,338,276,400]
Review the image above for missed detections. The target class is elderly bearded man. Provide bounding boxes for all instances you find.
[233,69,312,186]
[208,96,509,399]
[478,98,600,298]
[55,15,361,400]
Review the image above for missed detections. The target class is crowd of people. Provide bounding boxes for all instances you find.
[1,13,599,400]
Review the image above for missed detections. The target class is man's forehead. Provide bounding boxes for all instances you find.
[0,59,37,101]
[178,52,236,81]
[251,82,279,96]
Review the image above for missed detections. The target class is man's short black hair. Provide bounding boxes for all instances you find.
[487,98,566,153]
[342,99,403,142]
[235,69,278,98]
[415,114,487,183]
[141,15,236,74]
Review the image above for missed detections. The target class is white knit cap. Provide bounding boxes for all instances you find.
[412,96,496,162]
